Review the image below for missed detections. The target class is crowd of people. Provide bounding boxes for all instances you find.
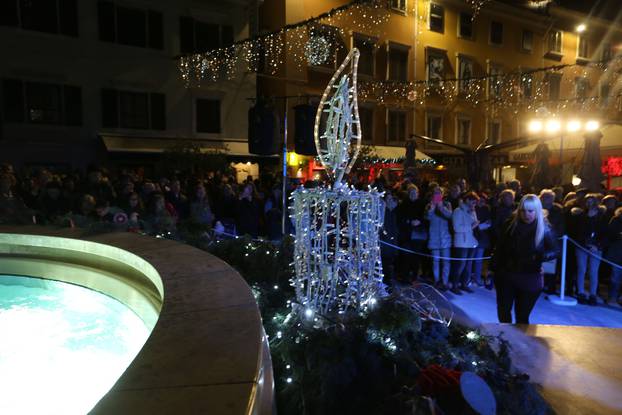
[1,161,621,323]
[0,163,288,240]
[379,176,622,323]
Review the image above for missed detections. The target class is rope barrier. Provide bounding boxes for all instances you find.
[379,240,492,261]
[213,228,622,270]
[564,235,622,271]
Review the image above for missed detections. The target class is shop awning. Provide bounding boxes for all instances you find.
[372,145,434,161]
[508,124,622,163]
[100,135,277,157]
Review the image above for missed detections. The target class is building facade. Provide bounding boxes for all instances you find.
[0,0,255,170]
[257,0,622,183]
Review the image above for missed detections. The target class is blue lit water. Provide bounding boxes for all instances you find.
[0,275,151,415]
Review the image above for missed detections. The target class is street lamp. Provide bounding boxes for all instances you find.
[527,120,543,134]
[526,116,600,181]
[576,23,586,33]
[585,120,600,131]
[566,120,581,133]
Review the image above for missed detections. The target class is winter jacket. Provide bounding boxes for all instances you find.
[606,214,622,265]
[474,204,492,249]
[396,198,428,243]
[381,208,399,258]
[567,206,608,250]
[452,203,478,248]
[543,202,565,238]
[426,201,452,249]
[492,217,557,275]
[492,203,515,241]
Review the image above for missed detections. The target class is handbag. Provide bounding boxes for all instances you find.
[542,259,556,274]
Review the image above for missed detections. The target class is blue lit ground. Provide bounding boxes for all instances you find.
[0,275,151,415]
[444,285,622,328]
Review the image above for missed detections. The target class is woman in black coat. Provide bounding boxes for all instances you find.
[492,194,557,324]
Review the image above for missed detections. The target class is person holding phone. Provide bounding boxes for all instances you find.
[426,186,453,291]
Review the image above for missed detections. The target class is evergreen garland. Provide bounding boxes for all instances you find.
[203,236,553,415]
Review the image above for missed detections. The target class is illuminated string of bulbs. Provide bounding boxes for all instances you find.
[179,0,390,84]
[359,56,622,116]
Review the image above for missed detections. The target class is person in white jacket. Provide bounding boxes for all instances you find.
[450,192,480,295]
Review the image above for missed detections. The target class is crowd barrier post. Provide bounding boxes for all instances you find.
[548,235,578,306]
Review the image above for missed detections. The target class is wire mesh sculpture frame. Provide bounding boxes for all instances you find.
[292,187,385,316]
[314,48,362,188]
[292,48,385,317]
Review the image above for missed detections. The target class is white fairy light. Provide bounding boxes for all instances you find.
[293,48,385,318]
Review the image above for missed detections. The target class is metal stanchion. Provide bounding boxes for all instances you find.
[548,235,578,306]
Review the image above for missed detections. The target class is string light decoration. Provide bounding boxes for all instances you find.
[178,0,390,84]
[358,56,622,115]
[291,48,386,317]
[465,0,492,19]
[304,35,331,65]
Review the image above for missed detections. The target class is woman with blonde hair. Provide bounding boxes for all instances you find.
[492,194,557,324]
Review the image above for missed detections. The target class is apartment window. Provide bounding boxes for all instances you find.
[387,109,407,142]
[353,36,375,76]
[390,0,406,13]
[101,89,165,130]
[521,72,533,98]
[429,3,444,33]
[2,79,82,125]
[521,30,533,52]
[457,56,474,93]
[427,49,445,85]
[548,30,562,54]
[98,1,163,49]
[388,46,408,81]
[577,34,588,59]
[487,120,501,145]
[575,77,589,102]
[490,21,503,45]
[456,117,471,145]
[547,73,562,101]
[602,43,614,62]
[600,82,610,107]
[180,17,234,54]
[459,12,473,39]
[488,64,502,99]
[196,99,221,133]
[359,106,374,143]
[0,0,78,36]
[425,113,442,148]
